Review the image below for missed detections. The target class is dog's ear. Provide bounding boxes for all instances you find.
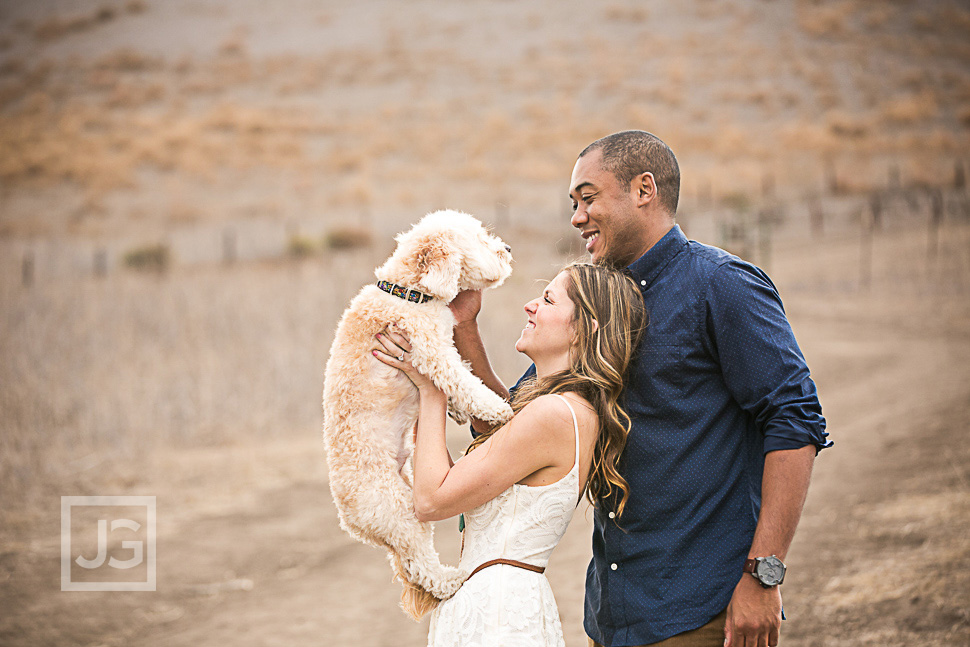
[415,233,462,302]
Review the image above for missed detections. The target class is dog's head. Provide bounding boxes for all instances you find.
[375,210,513,303]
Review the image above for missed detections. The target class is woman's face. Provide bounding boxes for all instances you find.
[515,271,577,362]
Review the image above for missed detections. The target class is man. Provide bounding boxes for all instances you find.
[451,130,830,647]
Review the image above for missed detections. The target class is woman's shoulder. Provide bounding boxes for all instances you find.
[516,393,571,423]
[515,392,594,432]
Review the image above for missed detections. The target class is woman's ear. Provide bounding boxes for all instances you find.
[591,318,599,333]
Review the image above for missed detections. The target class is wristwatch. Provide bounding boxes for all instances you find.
[743,556,786,587]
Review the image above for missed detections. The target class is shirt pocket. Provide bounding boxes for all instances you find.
[637,332,687,388]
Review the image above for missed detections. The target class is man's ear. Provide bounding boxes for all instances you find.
[415,233,462,302]
[635,171,657,207]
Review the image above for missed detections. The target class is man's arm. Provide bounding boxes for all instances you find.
[449,290,510,436]
[724,444,815,647]
[705,261,830,647]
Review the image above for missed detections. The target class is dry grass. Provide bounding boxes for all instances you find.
[827,110,871,138]
[123,243,170,272]
[1,3,970,644]
[797,0,854,37]
[881,91,939,124]
[959,106,970,129]
[324,225,374,250]
[33,5,118,42]
[0,0,965,245]
[603,4,649,22]
[287,234,318,258]
[0,254,365,511]
[862,4,894,29]
[0,227,561,518]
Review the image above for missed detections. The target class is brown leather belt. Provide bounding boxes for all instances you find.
[465,558,545,583]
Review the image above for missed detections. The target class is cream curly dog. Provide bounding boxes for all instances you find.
[322,210,514,619]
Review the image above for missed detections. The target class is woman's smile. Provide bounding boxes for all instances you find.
[515,271,575,373]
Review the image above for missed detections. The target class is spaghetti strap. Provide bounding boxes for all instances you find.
[551,393,581,479]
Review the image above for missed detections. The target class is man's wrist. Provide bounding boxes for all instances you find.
[743,555,787,587]
[453,319,480,335]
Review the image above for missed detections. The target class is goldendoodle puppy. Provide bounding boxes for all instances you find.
[323,210,513,619]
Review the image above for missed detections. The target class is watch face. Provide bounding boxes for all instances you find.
[756,557,785,585]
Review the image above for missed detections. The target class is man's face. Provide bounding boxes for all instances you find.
[569,150,648,268]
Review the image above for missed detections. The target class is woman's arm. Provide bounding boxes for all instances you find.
[411,384,453,500]
[372,333,572,522]
[411,390,572,521]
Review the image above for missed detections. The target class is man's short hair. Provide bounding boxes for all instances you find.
[579,131,680,216]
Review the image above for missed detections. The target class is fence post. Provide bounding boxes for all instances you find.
[860,208,874,291]
[825,158,839,195]
[758,207,773,273]
[928,188,943,263]
[888,164,901,192]
[762,172,775,200]
[869,192,883,231]
[22,250,34,287]
[223,229,236,265]
[93,248,107,278]
[810,197,824,238]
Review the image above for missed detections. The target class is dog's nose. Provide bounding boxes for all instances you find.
[504,244,512,253]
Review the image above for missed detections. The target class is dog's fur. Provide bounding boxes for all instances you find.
[322,210,514,620]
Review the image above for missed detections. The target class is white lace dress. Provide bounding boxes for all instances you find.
[428,394,583,647]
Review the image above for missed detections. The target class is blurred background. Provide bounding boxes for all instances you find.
[0,0,968,645]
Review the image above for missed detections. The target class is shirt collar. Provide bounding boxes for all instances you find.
[627,224,688,290]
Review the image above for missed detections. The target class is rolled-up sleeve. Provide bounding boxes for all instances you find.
[706,260,832,453]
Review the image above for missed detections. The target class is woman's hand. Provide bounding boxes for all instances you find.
[372,331,437,393]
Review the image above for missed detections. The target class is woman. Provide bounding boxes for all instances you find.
[373,262,646,646]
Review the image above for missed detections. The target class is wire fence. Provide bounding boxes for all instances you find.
[3,163,970,290]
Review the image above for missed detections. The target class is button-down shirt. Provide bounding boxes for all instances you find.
[514,225,830,646]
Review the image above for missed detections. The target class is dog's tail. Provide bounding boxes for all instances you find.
[400,580,440,621]
[390,552,441,621]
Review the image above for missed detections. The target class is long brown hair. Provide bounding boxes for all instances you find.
[468,262,646,520]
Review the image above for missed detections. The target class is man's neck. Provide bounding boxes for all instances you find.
[628,219,676,266]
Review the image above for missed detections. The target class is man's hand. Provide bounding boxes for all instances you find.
[449,289,483,326]
[723,574,782,647]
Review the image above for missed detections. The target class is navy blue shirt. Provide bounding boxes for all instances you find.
[514,225,830,646]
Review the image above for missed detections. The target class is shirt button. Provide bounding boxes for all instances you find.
[640,280,646,286]
[611,563,618,571]
[608,511,616,519]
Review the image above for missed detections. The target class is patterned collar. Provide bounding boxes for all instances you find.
[376,280,434,304]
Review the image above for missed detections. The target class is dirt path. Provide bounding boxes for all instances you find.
[2,228,969,646]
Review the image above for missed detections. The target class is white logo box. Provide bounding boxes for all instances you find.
[61,495,157,592]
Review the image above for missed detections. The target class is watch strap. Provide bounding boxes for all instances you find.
[742,558,758,574]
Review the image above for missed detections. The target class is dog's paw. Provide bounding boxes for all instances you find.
[447,398,470,425]
[429,565,470,600]
[475,400,513,425]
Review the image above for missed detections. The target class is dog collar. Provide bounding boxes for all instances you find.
[376,280,434,304]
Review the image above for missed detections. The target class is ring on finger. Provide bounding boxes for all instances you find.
[398,353,405,361]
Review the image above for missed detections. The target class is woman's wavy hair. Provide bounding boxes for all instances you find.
[468,262,646,520]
